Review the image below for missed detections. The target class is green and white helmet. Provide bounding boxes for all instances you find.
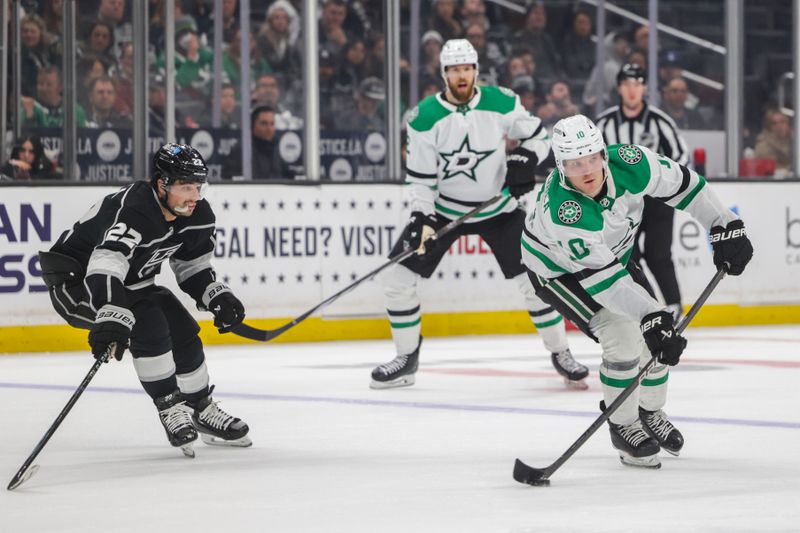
[440,39,479,82]
[552,114,608,181]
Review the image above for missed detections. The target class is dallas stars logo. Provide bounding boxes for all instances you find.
[440,135,495,181]
[618,144,643,164]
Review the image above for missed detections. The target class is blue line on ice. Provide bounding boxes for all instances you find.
[1,381,798,430]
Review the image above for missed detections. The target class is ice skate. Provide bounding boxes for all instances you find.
[551,349,589,390]
[370,343,420,390]
[190,389,252,448]
[608,418,661,469]
[154,390,198,458]
[640,407,684,456]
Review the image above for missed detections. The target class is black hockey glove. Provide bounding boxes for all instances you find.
[203,282,245,333]
[402,211,437,255]
[88,305,134,362]
[504,146,539,199]
[710,219,753,276]
[640,310,687,366]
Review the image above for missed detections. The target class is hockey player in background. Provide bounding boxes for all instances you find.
[39,143,250,457]
[370,39,590,390]
[522,115,752,468]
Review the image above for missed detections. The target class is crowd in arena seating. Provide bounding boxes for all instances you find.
[1,0,794,181]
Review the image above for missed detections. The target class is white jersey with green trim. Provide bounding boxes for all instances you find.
[522,143,738,321]
[404,85,550,222]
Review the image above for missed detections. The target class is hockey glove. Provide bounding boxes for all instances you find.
[403,211,437,255]
[203,282,245,333]
[640,310,687,366]
[710,219,753,276]
[504,146,539,199]
[88,305,134,362]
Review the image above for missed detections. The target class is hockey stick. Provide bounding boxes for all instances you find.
[7,346,113,491]
[513,268,726,487]
[231,192,507,342]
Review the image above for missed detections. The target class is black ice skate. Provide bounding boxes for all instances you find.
[640,407,684,456]
[370,340,421,390]
[608,418,661,469]
[154,390,198,458]
[551,349,589,390]
[190,389,252,448]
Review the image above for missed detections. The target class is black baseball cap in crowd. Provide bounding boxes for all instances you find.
[617,63,647,85]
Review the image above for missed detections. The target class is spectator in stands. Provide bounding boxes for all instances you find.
[224,106,295,180]
[536,79,581,128]
[92,0,132,59]
[0,136,55,181]
[336,37,370,98]
[21,13,57,98]
[157,18,214,102]
[208,0,239,45]
[428,0,462,42]
[661,77,707,129]
[21,65,87,128]
[364,32,387,80]
[219,83,241,129]
[224,28,272,97]
[319,0,352,56]
[147,73,197,137]
[582,31,629,111]
[251,73,302,130]
[511,2,562,85]
[511,75,538,114]
[337,76,385,133]
[43,0,64,44]
[465,22,504,86]
[258,0,302,80]
[182,0,213,41]
[76,54,113,110]
[503,48,529,87]
[319,49,340,129]
[561,10,595,93]
[420,30,444,90]
[79,20,116,66]
[112,42,134,116]
[755,108,793,177]
[85,76,132,128]
[460,0,488,31]
[633,25,649,53]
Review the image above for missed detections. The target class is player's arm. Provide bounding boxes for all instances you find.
[83,207,147,362]
[643,147,753,275]
[170,203,245,332]
[402,120,438,254]
[504,95,550,198]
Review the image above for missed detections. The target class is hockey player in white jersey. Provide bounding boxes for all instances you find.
[521,114,753,468]
[370,39,589,390]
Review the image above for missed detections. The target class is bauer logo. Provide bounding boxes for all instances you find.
[617,145,642,165]
[96,130,121,162]
[557,201,582,225]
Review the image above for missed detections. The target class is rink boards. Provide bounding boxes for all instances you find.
[1,181,799,352]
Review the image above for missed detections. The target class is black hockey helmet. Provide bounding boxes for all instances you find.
[617,63,647,85]
[152,143,208,185]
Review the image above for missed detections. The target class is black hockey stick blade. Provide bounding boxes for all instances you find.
[513,269,726,487]
[231,193,507,343]
[7,348,111,491]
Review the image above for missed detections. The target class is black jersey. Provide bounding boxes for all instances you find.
[595,102,689,165]
[51,181,217,313]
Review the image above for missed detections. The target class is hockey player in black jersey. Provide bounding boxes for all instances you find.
[39,143,250,457]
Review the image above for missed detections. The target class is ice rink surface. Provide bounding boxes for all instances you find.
[1,325,798,533]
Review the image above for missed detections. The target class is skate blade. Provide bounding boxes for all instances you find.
[181,444,196,458]
[563,377,588,390]
[370,374,416,390]
[200,433,253,448]
[661,447,681,457]
[618,452,661,469]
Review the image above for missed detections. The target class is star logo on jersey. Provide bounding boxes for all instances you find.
[440,135,495,181]
[557,200,582,224]
[618,145,643,165]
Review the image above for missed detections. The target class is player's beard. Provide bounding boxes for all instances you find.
[447,76,476,104]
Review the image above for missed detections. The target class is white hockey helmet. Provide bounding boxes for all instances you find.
[551,114,608,183]
[440,39,479,81]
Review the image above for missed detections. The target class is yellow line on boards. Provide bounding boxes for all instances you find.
[1,305,799,354]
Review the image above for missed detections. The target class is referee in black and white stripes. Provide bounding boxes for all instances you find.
[595,63,689,319]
